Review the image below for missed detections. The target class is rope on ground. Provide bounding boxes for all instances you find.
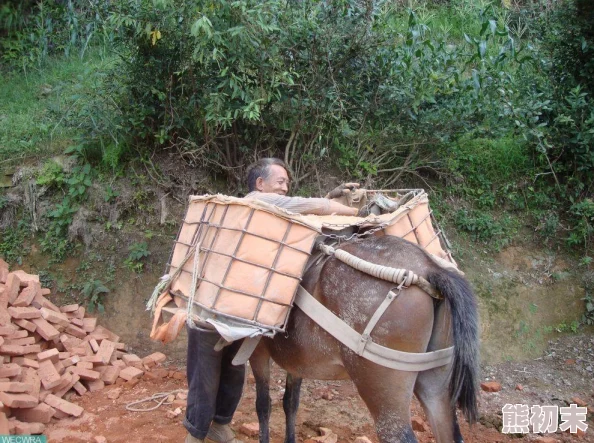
[125,389,189,412]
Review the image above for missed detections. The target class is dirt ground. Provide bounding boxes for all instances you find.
[42,334,593,443]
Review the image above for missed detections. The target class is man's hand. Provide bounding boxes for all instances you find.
[325,182,361,199]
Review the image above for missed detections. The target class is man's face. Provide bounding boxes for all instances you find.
[256,164,290,195]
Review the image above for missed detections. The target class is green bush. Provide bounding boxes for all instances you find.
[97,0,525,190]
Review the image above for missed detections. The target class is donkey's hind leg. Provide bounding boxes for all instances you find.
[282,374,302,443]
[345,357,419,443]
[414,302,464,443]
[250,346,272,443]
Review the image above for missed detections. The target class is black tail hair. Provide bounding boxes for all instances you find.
[428,269,480,424]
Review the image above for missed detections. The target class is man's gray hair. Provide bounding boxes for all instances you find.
[246,158,288,192]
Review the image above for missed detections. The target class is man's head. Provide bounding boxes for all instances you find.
[246,158,290,195]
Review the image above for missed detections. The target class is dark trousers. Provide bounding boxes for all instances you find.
[183,325,246,440]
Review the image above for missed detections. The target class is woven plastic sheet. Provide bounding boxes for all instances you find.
[168,195,321,331]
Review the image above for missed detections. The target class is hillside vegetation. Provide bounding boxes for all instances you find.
[1,0,593,331]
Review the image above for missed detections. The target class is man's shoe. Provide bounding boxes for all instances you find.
[185,433,204,443]
[206,422,244,443]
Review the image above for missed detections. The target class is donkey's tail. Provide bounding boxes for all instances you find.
[427,269,480,424]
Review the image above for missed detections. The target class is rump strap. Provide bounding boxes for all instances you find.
[295,286,453,371]
[356,287,401,356]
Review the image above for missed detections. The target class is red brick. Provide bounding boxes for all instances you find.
[0,324,17,335]
[31,293,60,313]
[40,308,70,327]
[54,360,65,375]
[54,373,79,398]
[82,317,97,333]
[96,340,116,365]
[80,354,103,364]
[37,360,62,389]
[69,366,101,381]
[59,304,79,313]
[240,423,259,437]
[101,366,121,385]
[0,306,10,327]
[58,352,70,359]
[0,258,8,279]
[0,392,39,408]
[20,367,41,401]
[65,324,87,339]
[119,366,144,381]
[21,344,42,354]
[69,318,84,328]
[44,393,84,417]
[85,379,105,392]
[76,361,94,370]
[480,381,502,393]
[72,381,87,396]
[13,318,37,333]
[10,271,39,286]
[6,336,35,346]
[60,334,82,351]
[11,357,39,369]
[0,412,8,435]
[63,355,80,368]
[12,402,55,424]
[92,325,119,343]
[50,372,73,394]
[13,420,46,435]
[0,382,34,393]
[143,352,167,366]
[52,409,70,420]
[0,344,25,355]
[68,306,85,319]
[7,329,28,339]
[8,306,40,320]
[89,338,99,353]
[121,353,142,365]
[4,273,21,306]
[40,288,51,296]
[39,388,50,402]
[12,281,40,307]
[112,360,126,369]
[38,348,60,364]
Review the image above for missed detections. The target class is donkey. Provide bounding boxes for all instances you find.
[249,235,479,443]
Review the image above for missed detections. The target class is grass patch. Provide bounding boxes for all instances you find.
[0,49,113,167]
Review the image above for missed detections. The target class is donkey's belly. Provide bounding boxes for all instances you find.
[267,310,350,380]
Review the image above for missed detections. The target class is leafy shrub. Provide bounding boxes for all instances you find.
[81,279,109,313]
[124,241,150,273]
[97,0,526,190]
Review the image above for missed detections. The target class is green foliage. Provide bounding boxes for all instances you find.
[566,198,594,250]
[454,208,517,249]
[65,163,93,199]
[1,0,112,71]
[444,135,532,209]
[124,241,150,273]
[36,160,66,188]
[94,0,529,190]
[81,279,109,313]
[0,220,30,265]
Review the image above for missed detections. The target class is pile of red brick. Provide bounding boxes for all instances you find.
[0,259,167,436]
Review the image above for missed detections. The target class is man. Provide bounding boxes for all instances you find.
[184,158,357,443]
